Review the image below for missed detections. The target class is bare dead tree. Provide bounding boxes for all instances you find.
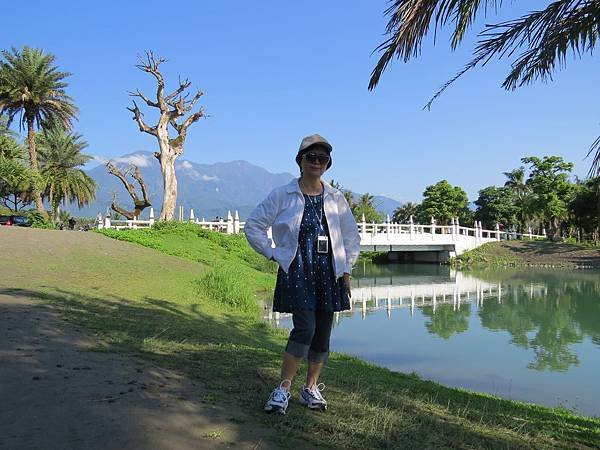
[126,51,205,220]
[106,161,152,219]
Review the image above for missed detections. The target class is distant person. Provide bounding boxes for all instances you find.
[68,217,76,230]
[245,134,360,414]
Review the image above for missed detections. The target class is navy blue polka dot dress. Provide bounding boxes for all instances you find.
[273,193,350,313]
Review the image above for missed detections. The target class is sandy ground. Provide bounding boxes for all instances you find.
[0,291,279,450]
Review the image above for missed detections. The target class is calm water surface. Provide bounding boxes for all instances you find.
[266,263,600,417]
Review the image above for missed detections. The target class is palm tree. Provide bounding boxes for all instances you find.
[369,1,600,174]
[354,193,383,223]
[392,201,421,223]
[504,167,530,232]
[0,46,78,216]
[503,167,528,200]
[36,124,96,222]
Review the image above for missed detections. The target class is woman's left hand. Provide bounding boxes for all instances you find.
[343,273,351,298]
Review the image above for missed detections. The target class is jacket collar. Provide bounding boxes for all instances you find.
[286,177,335,197]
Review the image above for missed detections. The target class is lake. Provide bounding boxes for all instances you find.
[266,263,600,417]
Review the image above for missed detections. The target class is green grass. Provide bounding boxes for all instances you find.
[450,242,525,268]
[451,240,600,269]
[3,224,599,449]
[99,221,278,294]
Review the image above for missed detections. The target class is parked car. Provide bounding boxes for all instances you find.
[0,215,32,227]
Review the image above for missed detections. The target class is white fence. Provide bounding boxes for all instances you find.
[97,209,545,255]
[96,207,243,232]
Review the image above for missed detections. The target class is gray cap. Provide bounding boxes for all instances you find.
[295,134,333,169]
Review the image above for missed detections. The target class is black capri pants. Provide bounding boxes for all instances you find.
[285,309,334,363]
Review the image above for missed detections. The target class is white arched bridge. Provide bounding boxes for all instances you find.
[98,208,545,262]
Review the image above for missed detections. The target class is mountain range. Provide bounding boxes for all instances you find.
[68,151,401,219]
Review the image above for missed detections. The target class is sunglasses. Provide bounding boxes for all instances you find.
[303,152,330,164]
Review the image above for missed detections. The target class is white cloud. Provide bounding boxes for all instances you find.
[176,160,219,181]
[112,154,152,167]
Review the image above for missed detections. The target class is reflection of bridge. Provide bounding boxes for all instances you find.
[265,271,547,325]
[348,271,499,320]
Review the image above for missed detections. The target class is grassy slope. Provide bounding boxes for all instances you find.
[451,241,600,269]
[2,225,599,449]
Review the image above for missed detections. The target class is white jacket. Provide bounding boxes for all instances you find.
[245,178,361,277]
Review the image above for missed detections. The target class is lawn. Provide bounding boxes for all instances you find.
[1,224,598,449]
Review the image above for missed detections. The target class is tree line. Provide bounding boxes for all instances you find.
[0,47,96,225]
[388,156,600,243]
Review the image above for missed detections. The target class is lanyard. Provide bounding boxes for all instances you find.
[306,193,325,233]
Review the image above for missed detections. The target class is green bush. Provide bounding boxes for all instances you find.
[25,210,56,229]
[195,262,257,313]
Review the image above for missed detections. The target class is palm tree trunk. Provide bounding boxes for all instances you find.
[27,118,47,218]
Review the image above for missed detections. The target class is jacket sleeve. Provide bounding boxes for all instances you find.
[244,189,278,261]
[337,193,361,274]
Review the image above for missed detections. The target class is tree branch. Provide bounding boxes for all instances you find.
[132,165,151,206]
[126,100,157,136]
[185,90,204,113]
[128,89,159,108]
[165,76,192,102]
[107,162,139,200]
[111,195,135,220]
[180,109,205,132]
[135,51,167,109]
[107,162,152,219]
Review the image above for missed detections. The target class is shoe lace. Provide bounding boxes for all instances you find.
[272,380,291,402]
[308,383,326,401]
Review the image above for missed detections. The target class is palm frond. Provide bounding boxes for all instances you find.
[586,134,600,177]
[369,0,502,90]
[0,46,78,131]
[478,0,599,90]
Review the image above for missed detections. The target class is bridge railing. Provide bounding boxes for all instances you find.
[98,208,547,242]
[357,218,546,242]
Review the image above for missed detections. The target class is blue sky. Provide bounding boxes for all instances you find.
[2,1,598,203]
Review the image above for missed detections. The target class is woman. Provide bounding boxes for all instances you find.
[245,134,360,414]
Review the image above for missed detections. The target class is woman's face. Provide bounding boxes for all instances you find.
[300,146,330,178]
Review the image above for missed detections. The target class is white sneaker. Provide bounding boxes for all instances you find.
[299,383,327,410]
[264,381,291,414]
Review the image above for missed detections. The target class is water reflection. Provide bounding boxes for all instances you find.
[265,264,600,374]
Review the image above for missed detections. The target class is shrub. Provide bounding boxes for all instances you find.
[25,210,56,229]
[196,262,257,313]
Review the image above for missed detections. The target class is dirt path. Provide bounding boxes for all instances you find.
[0,293,277,450]
[0,228,280,450]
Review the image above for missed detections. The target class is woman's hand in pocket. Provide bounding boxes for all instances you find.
[343,273,351,298]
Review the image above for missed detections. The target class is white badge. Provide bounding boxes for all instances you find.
[317,235,329,254]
